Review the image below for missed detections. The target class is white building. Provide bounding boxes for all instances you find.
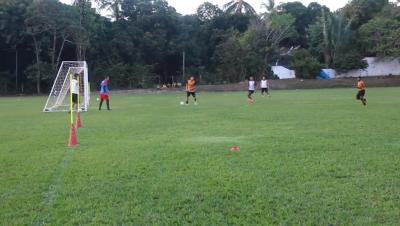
[272,66,296,79]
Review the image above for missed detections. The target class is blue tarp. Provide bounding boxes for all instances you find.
[317,70,330,80]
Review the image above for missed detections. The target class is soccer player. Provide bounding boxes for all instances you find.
[186,76,197,105]
[260,76,270,96]
[248,76,256,103]
[356,76,367,106]
[99,76,111,110]
[71,74,79,112]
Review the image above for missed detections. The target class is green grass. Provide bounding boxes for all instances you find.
[1,88,400,225]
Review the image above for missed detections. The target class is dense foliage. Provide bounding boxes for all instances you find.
[0,0,399,94]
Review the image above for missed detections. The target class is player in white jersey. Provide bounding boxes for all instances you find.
[248,76,256,103]
[70,74,79,112]
[260,76,270,96]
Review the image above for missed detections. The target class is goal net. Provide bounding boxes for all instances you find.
[43,61,90,112]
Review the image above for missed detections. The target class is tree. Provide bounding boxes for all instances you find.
[262,0,275,13]
[73,0,93,60]
[277,1,308,46]
[238,12,296,78]
[214,30,245,83]
[95,0,122,21]
[307,8,334,67]
[277,2,329,47]
[223,0,256,15]
[332,51,368,73]
[359,17,400,57]
[260,12,297,65]
[23,0,85,94]
[24,0,51,94]
[342,0,389,28]
[308,10,367,72]
[289,49,323,79]
[197,2,222,22]
[0,0,29,92]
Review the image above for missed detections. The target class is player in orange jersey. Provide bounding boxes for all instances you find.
[356,76,367,106]
[186,76,197,105]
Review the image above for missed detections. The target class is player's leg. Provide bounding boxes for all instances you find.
[192,92,197,104]
[248,91,254,103]
[99,95,103,110]
[186,92,190,104]
[361,91,367,106]
[72,94,78,112]
[106,96,111,110]
[248,91,253,100]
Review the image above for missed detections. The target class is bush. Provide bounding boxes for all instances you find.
[289,49,323,79]
[332,51,368,73]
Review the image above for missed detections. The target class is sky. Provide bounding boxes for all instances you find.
[60,0,351,15]
[164,0,350,13]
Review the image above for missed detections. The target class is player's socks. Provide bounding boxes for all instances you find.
[99,101,103,110]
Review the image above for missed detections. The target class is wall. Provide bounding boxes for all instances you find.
[337,57,400,77]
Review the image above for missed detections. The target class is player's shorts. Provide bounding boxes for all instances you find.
[100,94,109,101]
[356,90,365,100]
[261,88,268,93]
[72,93,78,104]
[248,90,255,95]
[187,92,196,97]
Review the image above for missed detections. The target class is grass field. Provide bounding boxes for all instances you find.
[1,88,400,225]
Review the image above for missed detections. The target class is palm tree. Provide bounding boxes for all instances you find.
[260,0,275,19]
[262,0,275,13]
[94,0,122,21]
[223,0,256,15]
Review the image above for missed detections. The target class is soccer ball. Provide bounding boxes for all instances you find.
[97,97,100,101]
[180,101,185,105]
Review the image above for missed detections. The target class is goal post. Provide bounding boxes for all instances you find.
[43,61,90,112]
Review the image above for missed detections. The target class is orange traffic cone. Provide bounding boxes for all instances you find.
[68,124,78,148]
[76,112,82,129]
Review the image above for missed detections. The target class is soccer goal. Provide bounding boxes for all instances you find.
[43,61,90,112]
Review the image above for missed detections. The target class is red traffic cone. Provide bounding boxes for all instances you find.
[68,124,78,148]
[231,146,240,152]
[76,112,82,129]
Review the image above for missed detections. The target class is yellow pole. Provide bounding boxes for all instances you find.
[77,74,80,113]
[69,73,74,125]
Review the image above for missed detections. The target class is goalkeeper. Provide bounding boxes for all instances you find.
[99,76,111,110]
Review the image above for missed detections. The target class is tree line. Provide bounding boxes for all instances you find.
[0,0,399,94]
